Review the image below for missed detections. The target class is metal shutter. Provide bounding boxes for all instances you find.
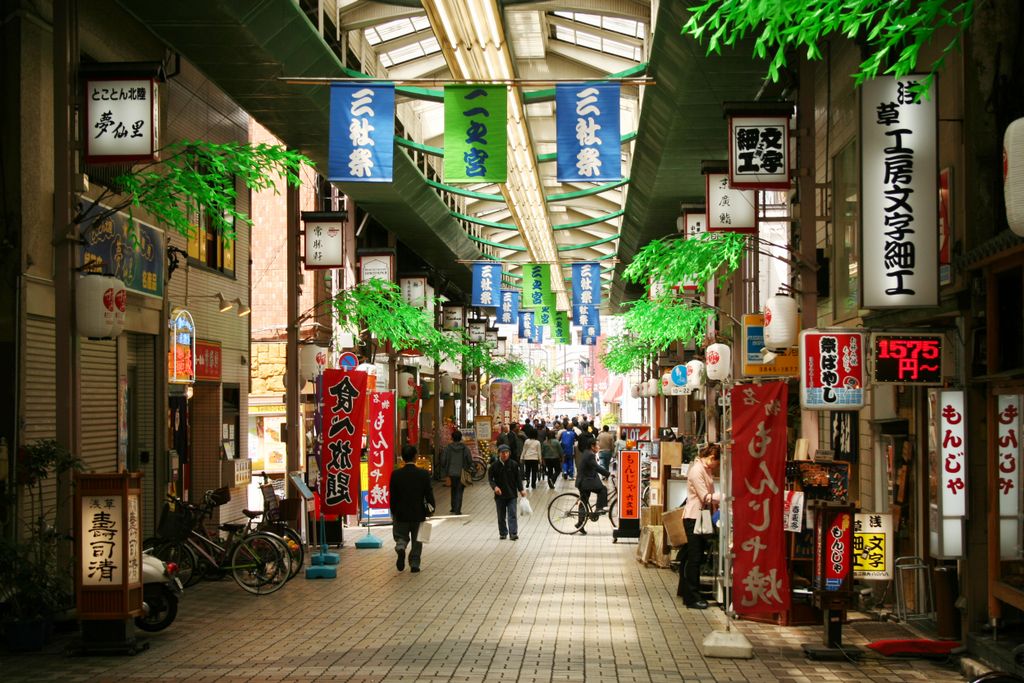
[80,338,117,473]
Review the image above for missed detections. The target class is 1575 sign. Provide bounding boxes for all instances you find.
[871,333,943,385]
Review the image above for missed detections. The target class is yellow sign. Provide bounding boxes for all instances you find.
[741,313,799,377]
[853,512,893,580]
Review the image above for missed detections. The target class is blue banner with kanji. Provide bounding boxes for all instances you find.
[581,334,597,346]
[581,323,601,340]
[571,262,601,307]
[471,262,501,308]
[518,310,535,341]
[328,83,395,183]
[573,304,599,330]
[497,289,520,325]
[556,84,621,182]
[530,319,544,345]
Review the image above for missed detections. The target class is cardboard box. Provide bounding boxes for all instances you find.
[636,526,655,564]
[641,507,651,529]
[648,504,663,527]
[663,506,688,547]
[649,526,672,567]
[661,441,683,466]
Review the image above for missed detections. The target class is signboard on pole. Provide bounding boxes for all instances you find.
[799,330,865,410]
[364,390,395,521]
[321,369,369,516]
[615,449,641,540]
[853,512,894,580]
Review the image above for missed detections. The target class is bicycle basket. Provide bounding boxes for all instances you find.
[156,503,194,542]
[209,486,231,506]
[260,483,281,522]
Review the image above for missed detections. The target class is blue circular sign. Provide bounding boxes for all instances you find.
[670,364,688,387]
[338,352,358,370]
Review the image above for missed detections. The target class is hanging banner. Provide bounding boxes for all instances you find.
[552,310,571,344]
[573,304,599,329]
[366,390,395,517]
[861,75,938,308]
[783,490,805,532]
[799,330,865,410]
[928,389,966,558]
[518,310,535,341]
[471,262,502,308]
[556,83,621,182]
[328,83,395,182]
[320,369,369,516]
[406,398,420,446]
[728,112,791,189]
[78,201,165,298]
[682,211,707,292]
[581,335,597,346]
[731,381,790,616]
[571,262,602,307]
[497,290,520,325]
[529,319,544,345]
[537,305,553,329]
[523,263,555,309]
[998,395,1022,559]
[442,305,465,331]
[706,172,757,233]
[580,316,601,337]
[489,382,514,425]
[444,85,507,183]
[853,512,894,580]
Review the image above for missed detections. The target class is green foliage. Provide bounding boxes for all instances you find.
[78,140,311,242]
[332,280,526,379]
[624,231,748,294]
[517,368,565,410]
[682,0,975,97]
[601,296,712,374]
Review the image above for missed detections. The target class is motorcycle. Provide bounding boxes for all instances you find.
[135,550,183,632]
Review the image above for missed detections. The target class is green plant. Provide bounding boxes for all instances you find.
[0,439,83,622]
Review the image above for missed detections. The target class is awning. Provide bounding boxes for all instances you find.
[603,376,625,404]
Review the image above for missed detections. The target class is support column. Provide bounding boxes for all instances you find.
[285,179,301,486]
[798,55,820,453]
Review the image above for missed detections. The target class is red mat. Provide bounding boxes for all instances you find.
[866,638,960,657]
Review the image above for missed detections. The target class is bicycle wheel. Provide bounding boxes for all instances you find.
[230,532,288,595]
[260,528,302,581]
[472,458,487,481]
[150,540,199,587]
[275,526,305,580]
[607,497,618,528]
[548,493,588,535]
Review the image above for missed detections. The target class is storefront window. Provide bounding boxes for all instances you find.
[833,141,859,321]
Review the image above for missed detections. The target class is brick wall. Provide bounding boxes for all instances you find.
[251,342,286,396]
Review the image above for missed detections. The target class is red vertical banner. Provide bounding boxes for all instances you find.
[406,399,420,445]
[731,381,790,615]
[819,511,853,590]
[619,450,641,520]
[321,369,368,516]
[367,391,395,515]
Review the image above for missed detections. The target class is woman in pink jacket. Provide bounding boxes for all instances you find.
[679,443,721,609]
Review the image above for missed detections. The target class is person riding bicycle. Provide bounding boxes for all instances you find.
[575,437,610,535]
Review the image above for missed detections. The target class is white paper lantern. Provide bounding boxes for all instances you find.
[1005,117,1024,236]
[662,373,673,394]
[764,295,798,349]
[397,371,416,398]
[646,378,659,397]
[630,382,641,399]
[685,360,705,389]
[706,343,732,381]
[440,374,454,395]
[77,273,115,339]
[108,278,127,337]
[299,344,328,380]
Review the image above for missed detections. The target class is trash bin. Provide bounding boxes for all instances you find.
[932,565,961,640]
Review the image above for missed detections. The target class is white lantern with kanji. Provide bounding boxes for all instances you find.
[686,360,705,389]
[706,343,732,381]
[1005,117,1024,237]
[646,378,659,397]
[77,273,116,339]
[764,294,799,349]
[397,371,416,398]
[630,382,641,399]
[440,373,454,396]
[108,277,127,337]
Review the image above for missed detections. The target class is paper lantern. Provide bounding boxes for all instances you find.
[706,343,732,381]
[397,371,416,398]
[77,273,115,339]
[685,360,705,388]
[440,374,454,395]
[646,378,659,397]
[662,373,673,394]
[299,344,328,380]
[764,294,798,349]
[1005,117,1024,237]
[108,278,127,337]
[630,382,641,399]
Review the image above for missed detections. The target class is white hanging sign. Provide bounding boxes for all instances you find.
[705,172,757,233]
[85,78,158,163]
[400,277,428,309]
[928,388,966,558]
[728,114,790,189]
[998,395,1023,559]
[442,305,465,330]
[860,75,938,308]
[303,214,345,269]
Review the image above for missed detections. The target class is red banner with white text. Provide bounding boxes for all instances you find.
[320,369,368,516]
[731,381,790,615]
[406,398,420,446]
[367,391,395,515]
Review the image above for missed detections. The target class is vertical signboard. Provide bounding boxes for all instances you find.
[731,381,790,615]
[497,290,520,325]
[571,262,602,307]
[321,370,369,516]
[706,172,758,233]
[518,310,535,341]
[860,75,938,308]
[616,450,641,538]
[442,305,465,331]
[328,83,395,182]
[444,85,507,183]
[303,214,346,269]
[556,83,621,182]
[928,389,966,558]
[682,211,707,292]
[471,262,501,308]
[998,395,1022,559]
[85,78,158,163]
[853,513,894,580]
[365,390,395,521]
[799,330,865,410]
[523,263,554,309]
[728,112,791,189]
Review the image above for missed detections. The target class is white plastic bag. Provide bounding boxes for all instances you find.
[693,508,714,536]
[418,519,434,543]
[518,495,533,517]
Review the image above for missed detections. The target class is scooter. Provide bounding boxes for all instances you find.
[135,550,183,632]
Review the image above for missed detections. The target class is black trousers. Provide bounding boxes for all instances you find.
[543,459,560,486]
[524,460,540,488]
[677,517,709,604]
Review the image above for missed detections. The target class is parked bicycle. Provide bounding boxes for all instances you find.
[547,477,619,535]
[147,488,290,594]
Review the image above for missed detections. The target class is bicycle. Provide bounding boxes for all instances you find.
[547,478,618,535]
[253,473,305,578]
[148,488,290,594]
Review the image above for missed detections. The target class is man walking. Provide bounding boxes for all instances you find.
[596,425,615,474]
[488,444,526,540]
[389,444,435,573]
[441,430,473,514]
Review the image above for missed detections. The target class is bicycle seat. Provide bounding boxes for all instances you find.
[219,523,245,533]
[242,509,263,519]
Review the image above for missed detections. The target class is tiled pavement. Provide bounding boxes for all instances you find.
[3,478,967,682]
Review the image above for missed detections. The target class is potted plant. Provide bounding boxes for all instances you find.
[0,439,82,651]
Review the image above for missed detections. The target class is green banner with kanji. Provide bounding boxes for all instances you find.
[538,304,553,328]
[522,263,554,309]
[444,85,507,183]
[552,310,571,344]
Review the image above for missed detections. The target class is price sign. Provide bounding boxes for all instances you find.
[871,333,943,385]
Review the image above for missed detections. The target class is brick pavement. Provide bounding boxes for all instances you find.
[2,478,967,682]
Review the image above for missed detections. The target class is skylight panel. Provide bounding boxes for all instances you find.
[377,18,416,42]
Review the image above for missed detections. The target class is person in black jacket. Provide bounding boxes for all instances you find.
[441,430,473,514]
[488,444,526,540]
[575,438,610,535]
[389,444,435,573]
